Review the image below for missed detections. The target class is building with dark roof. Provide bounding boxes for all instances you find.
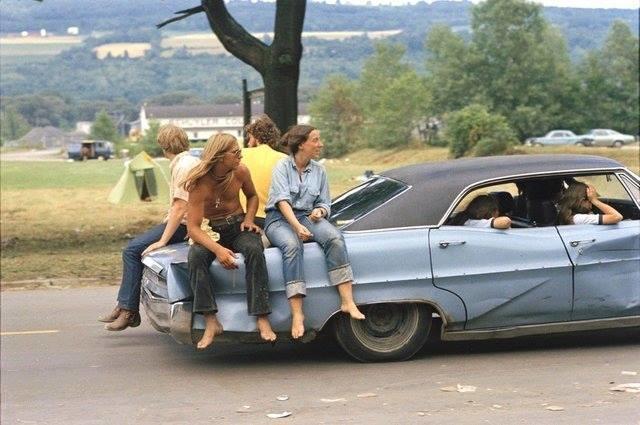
[139,103,310,141]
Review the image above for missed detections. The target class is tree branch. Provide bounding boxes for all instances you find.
[202,0,268,73]
[157,6,205,29]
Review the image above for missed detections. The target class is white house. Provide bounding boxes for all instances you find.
[138,103,310,141]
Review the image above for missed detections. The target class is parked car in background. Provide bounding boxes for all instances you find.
[141,155,640,362]
[67,140,113,160]
[583,129,636,148]
[525,130,592,147]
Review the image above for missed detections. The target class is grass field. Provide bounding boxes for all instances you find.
[0,36,83,64]
[1,145,638,285]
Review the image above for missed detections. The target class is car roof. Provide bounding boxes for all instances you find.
[345,154,625,231]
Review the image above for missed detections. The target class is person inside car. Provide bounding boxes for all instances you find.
[264,125,365,340]
[558,182,622,225]
[98,124,199,331]
[184,133,276,350]
[451,194,512,229]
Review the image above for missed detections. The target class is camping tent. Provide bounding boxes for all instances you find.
[108,151,170,204]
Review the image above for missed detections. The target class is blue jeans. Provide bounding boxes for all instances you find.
[117,223,188,311]
[265,214,354,299]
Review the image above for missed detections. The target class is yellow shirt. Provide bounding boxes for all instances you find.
[240,144,287,219]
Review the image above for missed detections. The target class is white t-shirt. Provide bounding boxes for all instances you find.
[163,151,200,224]
[572,213,602,225]
[464,218,494,228]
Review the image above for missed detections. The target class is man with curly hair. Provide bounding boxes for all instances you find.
[240,115,287,228]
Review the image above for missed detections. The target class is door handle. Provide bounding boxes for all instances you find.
[570,238,596,247]
[439,240,466,248]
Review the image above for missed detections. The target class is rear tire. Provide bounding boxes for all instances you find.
[612,140,623,148]
[575,141,585,147]
[334,303,432,362]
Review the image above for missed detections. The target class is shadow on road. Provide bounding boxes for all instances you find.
[144,321,640,366]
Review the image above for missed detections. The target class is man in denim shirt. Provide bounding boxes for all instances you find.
[265,125,364,339]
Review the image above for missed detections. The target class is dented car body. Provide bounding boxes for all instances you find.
[141,154,640,361]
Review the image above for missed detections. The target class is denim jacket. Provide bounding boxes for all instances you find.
[265,156,331,228]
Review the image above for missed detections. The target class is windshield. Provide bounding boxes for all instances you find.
[329,177,408,228]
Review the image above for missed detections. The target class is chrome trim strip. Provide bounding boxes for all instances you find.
[169,302,193,345]
[442,315,640,341]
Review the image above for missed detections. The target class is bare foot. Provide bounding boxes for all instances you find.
[341,302,365,320]
[197,314,223,350]
[256,315,277,342]
[291,313,305,339]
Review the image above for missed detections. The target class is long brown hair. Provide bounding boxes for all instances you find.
[183,133,238,192]
[558,182,589,225]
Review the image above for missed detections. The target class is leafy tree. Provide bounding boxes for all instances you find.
[0,106,31,144]
[147,91,205,106]
[310,75,362,158]
[90,110,120,142]
[469,0,576,139]
[445,104,516,158]
[577,21,639,135]
[139,120,163,156]
[424,25,479,115]
[358,42,429,148]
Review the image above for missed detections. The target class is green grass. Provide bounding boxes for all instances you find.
[0,159,170,190]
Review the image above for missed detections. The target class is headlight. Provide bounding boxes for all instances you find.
[142,255,164,274]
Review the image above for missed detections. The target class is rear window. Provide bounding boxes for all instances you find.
[330,177,408,228]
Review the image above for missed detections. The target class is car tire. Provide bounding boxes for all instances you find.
[333,303,432,362]
[612,140,623,148]
[575,141,585,147]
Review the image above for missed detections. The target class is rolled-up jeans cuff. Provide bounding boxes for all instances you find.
[328,264,354,286]
[285,281,306,298]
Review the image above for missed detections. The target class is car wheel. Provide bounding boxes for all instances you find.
[612,140,623,148]
[575,141,585,147]
[333,303,432,362]
[533,142,543,147]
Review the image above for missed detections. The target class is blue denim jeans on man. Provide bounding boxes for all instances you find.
[117,223,188,311]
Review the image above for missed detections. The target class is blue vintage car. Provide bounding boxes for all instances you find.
[141,154,640,361]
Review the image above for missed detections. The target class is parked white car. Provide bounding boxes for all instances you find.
[583,129,636,148]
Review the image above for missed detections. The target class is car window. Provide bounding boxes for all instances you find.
[329,177,408,228]
[619,174,640,204]
[575,174,633,200]
[594,130,607,136]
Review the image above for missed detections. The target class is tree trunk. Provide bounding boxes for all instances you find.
[202,0,306,133]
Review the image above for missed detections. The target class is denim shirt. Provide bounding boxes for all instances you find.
[265,156,331,228]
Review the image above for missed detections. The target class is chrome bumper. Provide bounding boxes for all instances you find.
[141,268,194,345]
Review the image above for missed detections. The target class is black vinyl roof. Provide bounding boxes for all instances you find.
[345,154,626,231]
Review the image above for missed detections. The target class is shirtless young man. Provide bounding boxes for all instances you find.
[183,133,276,350]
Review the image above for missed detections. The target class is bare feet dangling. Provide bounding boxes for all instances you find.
[197,313,223,350]
[291,313,305,339]
[341,302,365,320]
[257,315,277,342]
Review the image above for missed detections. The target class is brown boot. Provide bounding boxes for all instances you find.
[104,310,141,331]
[98,307,122,323]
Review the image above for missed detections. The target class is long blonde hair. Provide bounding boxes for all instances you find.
[183,133,238,192]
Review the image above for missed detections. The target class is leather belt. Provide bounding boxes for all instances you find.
[208,214,244,228]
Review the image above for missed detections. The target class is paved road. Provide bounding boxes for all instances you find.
[1,287,639,425]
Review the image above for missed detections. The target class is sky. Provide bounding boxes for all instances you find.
[316,0,640,9]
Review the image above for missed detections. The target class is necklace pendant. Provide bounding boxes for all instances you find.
[215,197,221,209]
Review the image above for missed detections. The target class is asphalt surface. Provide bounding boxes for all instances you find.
[1,286,639,425]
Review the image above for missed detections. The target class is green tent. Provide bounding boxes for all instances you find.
[108,151,170,204]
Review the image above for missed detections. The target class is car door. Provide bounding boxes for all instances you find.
[430,226,573,330]
[556,173,640,320]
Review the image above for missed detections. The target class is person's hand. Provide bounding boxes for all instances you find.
[308,208,325,222]
[586,185,598,201]
[295,224,313,241]
[215,247,239,269]
[240,220,261,233]
[142,240,167,256]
